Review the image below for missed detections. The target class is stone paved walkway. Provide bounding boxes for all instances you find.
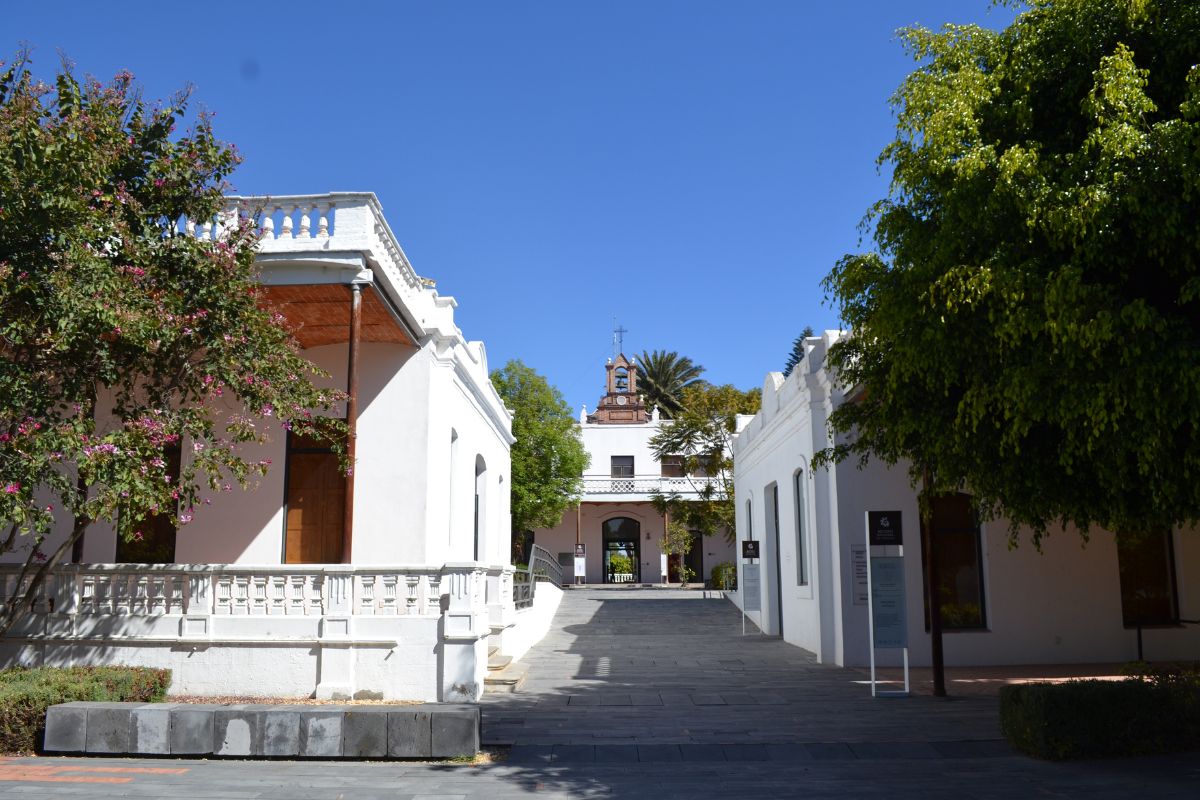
[481,588,1003,753]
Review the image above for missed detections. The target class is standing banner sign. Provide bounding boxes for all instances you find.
[574,543,586,583]
[865,511,910,697]
[741,541,761,636]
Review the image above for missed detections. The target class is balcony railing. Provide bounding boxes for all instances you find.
[580,475,718,496]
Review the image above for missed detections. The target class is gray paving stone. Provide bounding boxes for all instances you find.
[805,742,856,760]
[722,743,771,761]
[765,743,811,762]
[850,741,940,759]
[594,744,639,762]
[679,743,726,762]
[388,707,433,758]
[931,739,1014,758]
[551,744,595,762]
[506,744,553,764]
[84,704,135,753]
[42,703,88,752]
[170,707,216,755]
[637,744,682,762]
[299,711,344,758]
[688,693,727,705]
[343,709,389,758]
[260,710,301,757]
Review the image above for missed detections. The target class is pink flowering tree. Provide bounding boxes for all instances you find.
[0,55,345,635]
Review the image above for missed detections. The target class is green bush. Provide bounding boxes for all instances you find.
[710,561,736,590]
[999,678,1200,760]
[0,666,171,754]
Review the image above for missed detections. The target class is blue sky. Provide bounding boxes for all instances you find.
[8,1,1017,411]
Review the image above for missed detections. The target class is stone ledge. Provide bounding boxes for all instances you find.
[44,702,479,759]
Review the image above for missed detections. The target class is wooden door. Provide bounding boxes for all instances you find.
[285,448,345,564]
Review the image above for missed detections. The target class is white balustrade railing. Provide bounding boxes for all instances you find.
[0,564,470,620]
[580,475,718,496]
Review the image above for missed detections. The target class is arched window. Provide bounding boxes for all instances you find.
[474,455,487,562]
[793,470,807,586]
[448,429,458,546]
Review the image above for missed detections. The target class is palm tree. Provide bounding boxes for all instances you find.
[636,350,705,418]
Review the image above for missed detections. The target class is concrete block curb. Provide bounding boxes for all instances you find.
[43,701,481,760]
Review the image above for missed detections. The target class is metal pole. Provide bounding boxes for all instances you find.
[341,283,362,564]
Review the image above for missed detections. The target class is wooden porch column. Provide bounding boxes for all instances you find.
[341,283,363,564]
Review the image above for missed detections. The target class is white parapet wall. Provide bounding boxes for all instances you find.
[0,563,514,702]
[501,582,564,665]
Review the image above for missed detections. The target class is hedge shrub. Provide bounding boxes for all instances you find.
[0,666,171,754]
[710,562,736,590]
[999,678,1200,760]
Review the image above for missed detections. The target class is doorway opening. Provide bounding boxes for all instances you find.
[603,517,640,583]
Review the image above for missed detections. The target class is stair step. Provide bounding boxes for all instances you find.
[484,661,529,693]
[488,646,499,657]
[488,654,513,671]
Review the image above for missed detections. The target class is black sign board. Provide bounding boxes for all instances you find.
[868,511,903,546]
[741,540,761,560]
[574,543,586,558]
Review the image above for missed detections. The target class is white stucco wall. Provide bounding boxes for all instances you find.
[734,330,1200,667]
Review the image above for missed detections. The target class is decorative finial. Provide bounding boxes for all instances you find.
[580,405,588,425]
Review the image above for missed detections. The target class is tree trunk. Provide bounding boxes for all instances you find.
[919,467,946,697]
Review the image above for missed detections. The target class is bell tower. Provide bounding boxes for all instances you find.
[589,354,649,424]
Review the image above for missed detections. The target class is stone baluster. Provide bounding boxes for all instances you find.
[405,575,420,615]
[280,206,295,238]
[358,574,375,615]
[288,574,306,615]
[185,218,196,238]
[251,575,268,614]
[260,213,274,241]
[198,220,212,241]
[309,574,324,615]
[317,205,331,237]
[298,207,311,237]
[322,568,352,616]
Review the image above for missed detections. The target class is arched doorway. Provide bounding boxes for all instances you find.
[602,517,640,584]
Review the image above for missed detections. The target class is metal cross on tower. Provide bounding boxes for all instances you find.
[612,321,628,360]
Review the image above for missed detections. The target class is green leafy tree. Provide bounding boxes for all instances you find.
[650,383,761,544]
[635,349,705,418]
[662,520,696,585]
[0,57,344,636]
[782,326,815,378]
[815,1,1200,694]
[491,360,590,537]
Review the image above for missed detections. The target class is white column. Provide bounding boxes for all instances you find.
[439,563,489,702]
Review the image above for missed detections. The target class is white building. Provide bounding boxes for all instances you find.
[731,330,1200,667]
[531,354,737,585]
[0,193,560,702]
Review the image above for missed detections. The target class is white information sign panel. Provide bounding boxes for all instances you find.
[869,556,907,648]
[742,563,761,612]
[574,544,586,579]
[851,544,868,605]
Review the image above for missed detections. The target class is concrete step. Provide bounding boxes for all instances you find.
[488,646,499,657]
[487,653,513,671]
[484,659,529,694]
